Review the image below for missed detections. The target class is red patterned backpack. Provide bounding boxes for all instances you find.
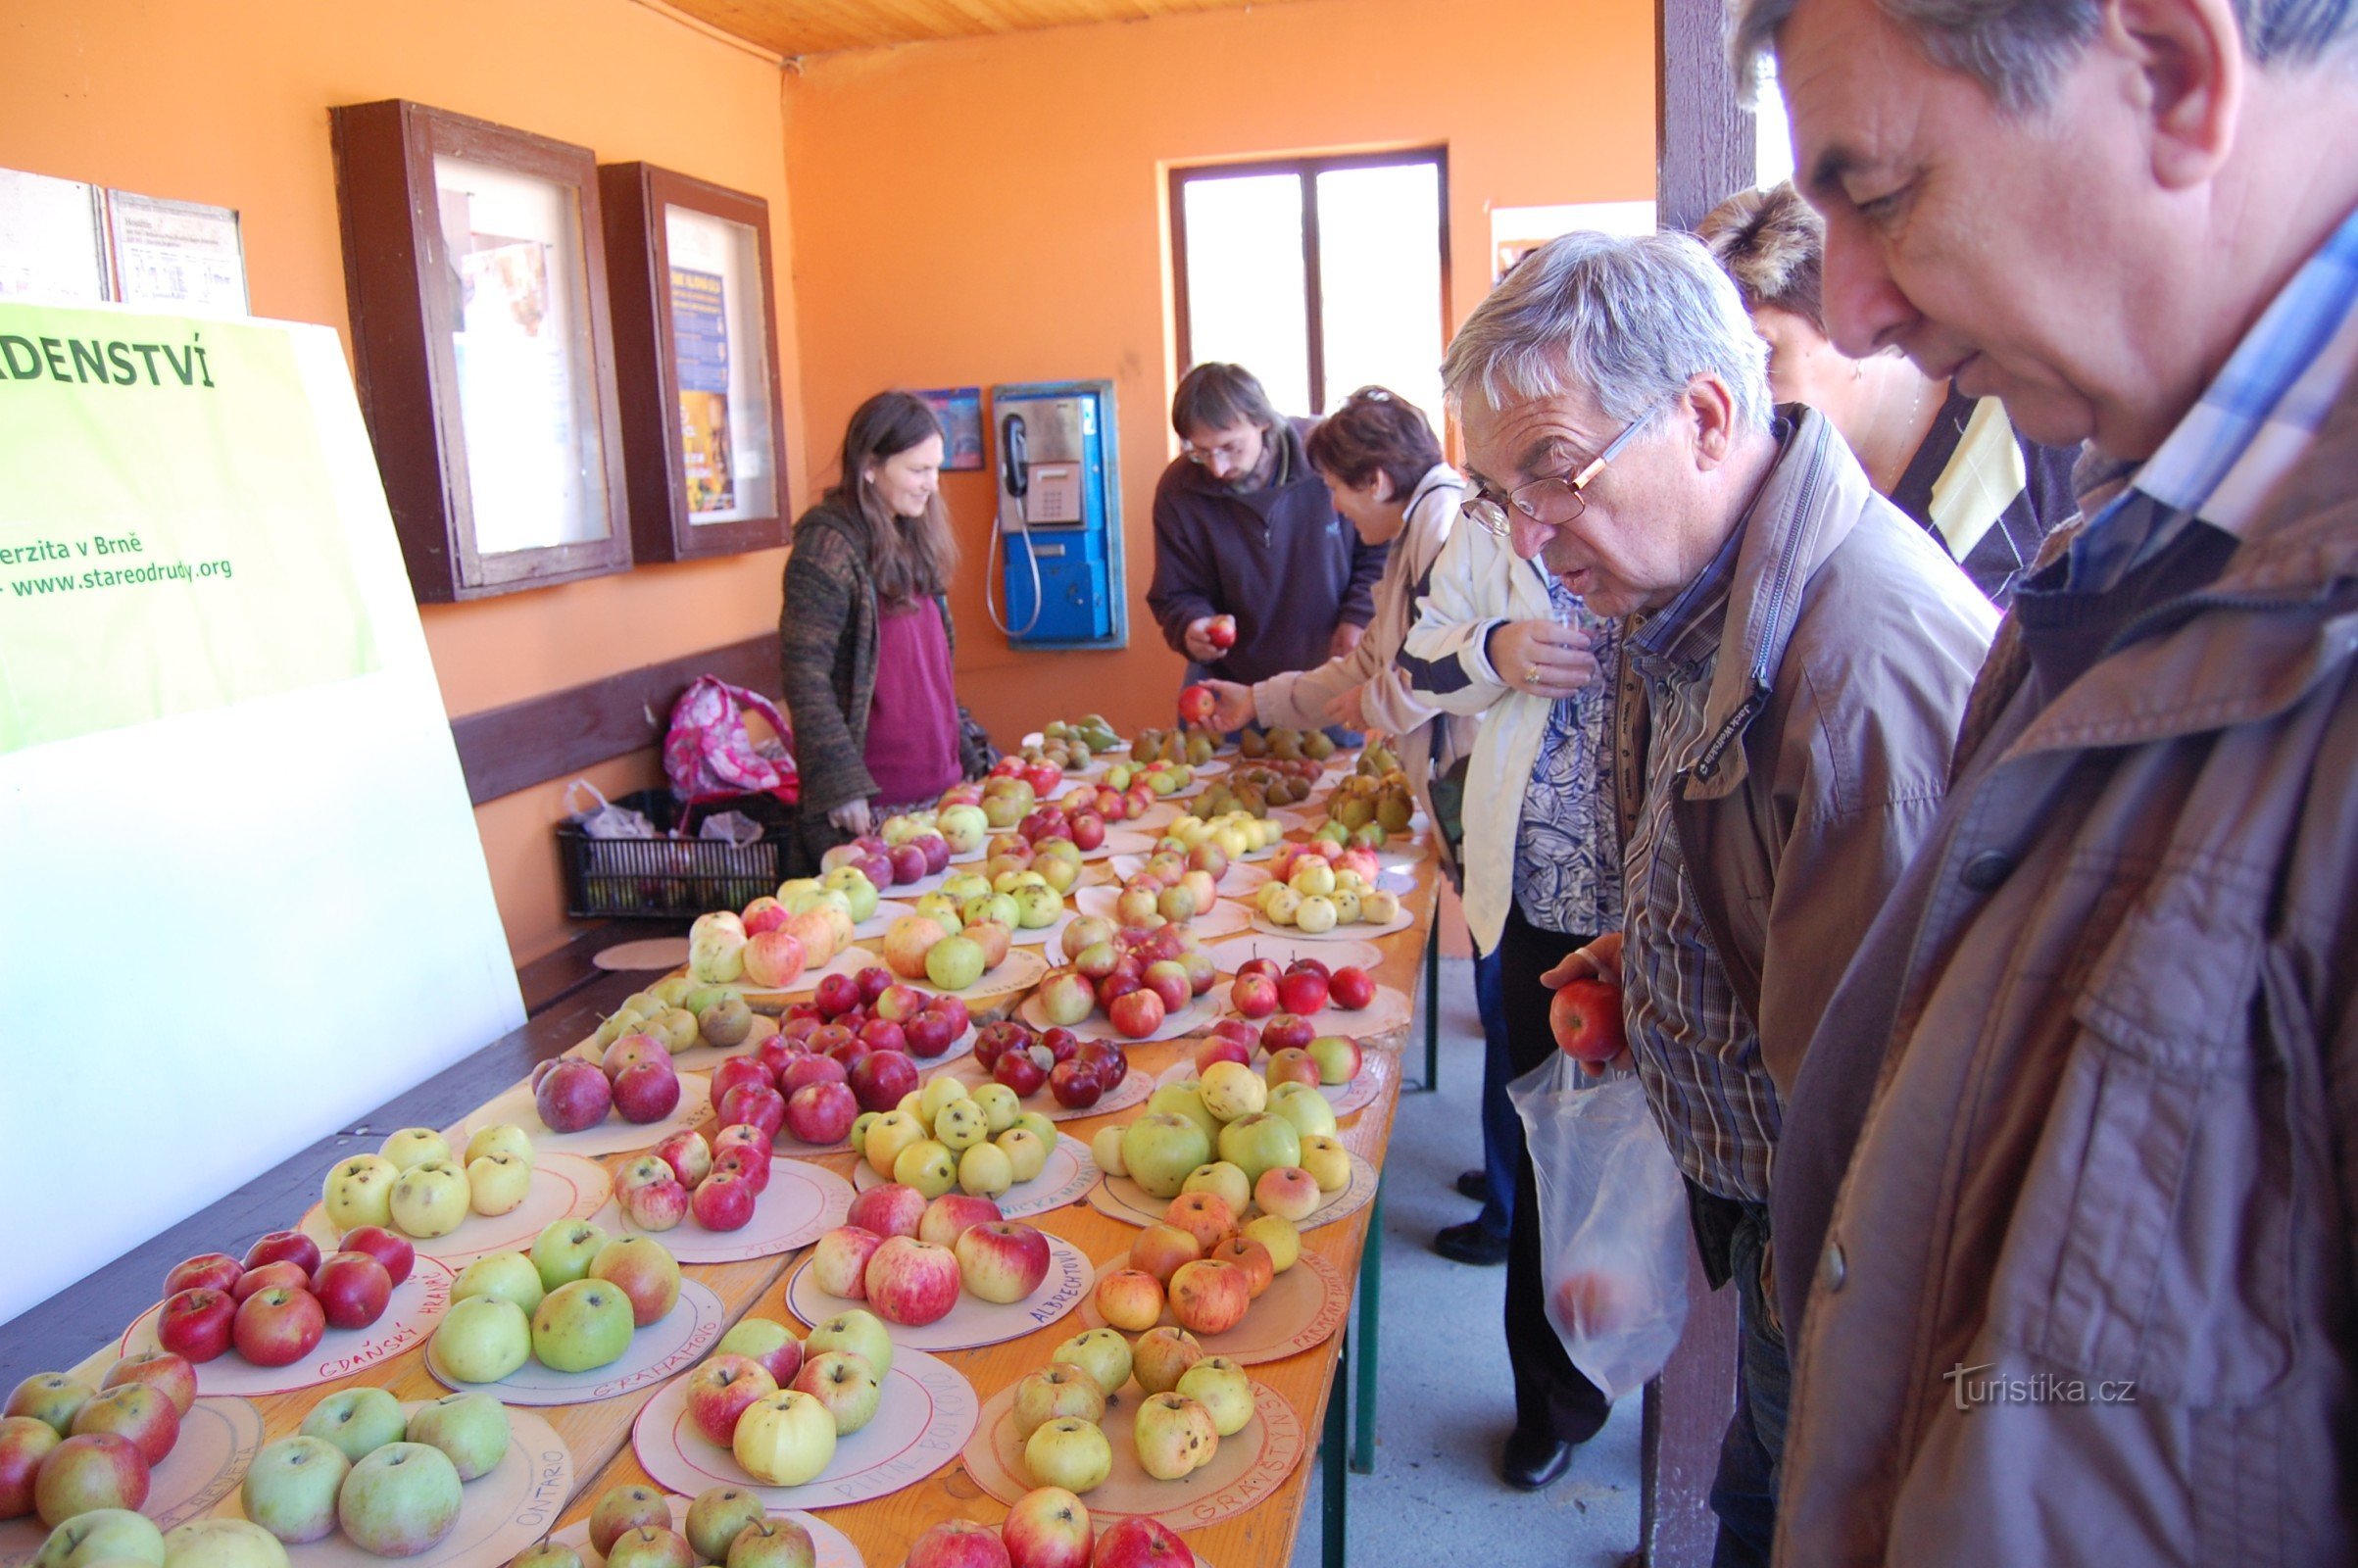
[662,676,800,807]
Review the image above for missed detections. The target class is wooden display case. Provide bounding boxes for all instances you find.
[330,99,632,601]
[599,163,789,562]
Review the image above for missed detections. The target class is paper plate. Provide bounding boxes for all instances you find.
[587,1159,855,1264]
[663,1013,781,1075]
[1007,907,1080,955]
[961,1374,1304,1529]
[854,900,919,940]
[1105,858,1269,900]
[1016,991,1210,1048]
[0,1396,264,1567]
[931,1054,1154,1123]
[1087,1150,1379,1235]
[426,1280,728,1405]
[852,1132,1099,1220]
[464,1077,712,1158]
[212,1405,571,1568]
[300,1152,613,1267]
[1204,981,1413,1041]
[593,938,691,972]
[1206,932,1384,974]
[1072,1249,1350,1366]
[1153,1052,1388,1121]
[784,1232,1092,1352]
[116,1256,456,1397]
[632,1346,977,1511]
[735,945,874,1005]
[550,1493,861,1568]
[1246,905,1414,943]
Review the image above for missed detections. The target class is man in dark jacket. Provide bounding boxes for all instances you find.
[1145,364,1387,694]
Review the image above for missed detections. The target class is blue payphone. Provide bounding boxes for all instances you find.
[987,379,1127,649]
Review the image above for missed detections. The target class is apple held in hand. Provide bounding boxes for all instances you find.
[1204,614,1238,651]
[1550,977,1628,1062]
[1177,685,1218,725]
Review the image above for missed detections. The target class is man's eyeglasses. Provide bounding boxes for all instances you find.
[1460,408,1657,539]
[1183,435,1255,468]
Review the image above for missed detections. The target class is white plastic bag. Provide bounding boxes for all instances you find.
[563,779,655,840]
[1508,1055,1691,1400]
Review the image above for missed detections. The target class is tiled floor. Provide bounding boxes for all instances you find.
[1289,957,1642,1567]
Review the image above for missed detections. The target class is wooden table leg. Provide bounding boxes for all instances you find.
[1349,1174,1382,1474]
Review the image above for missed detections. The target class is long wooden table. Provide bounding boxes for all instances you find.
[34,811,1440,1568]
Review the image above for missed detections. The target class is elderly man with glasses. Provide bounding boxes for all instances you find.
[1429,229,1992,1556]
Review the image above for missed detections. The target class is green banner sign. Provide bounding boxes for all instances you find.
[0,305,380,754]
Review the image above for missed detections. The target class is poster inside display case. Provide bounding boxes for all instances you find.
[601,163,788,561]
[331,100,631,601]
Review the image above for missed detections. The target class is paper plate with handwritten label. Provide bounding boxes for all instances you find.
[116,1256,454,1397]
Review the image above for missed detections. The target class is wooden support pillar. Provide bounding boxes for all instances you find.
[1656,0,1757,232]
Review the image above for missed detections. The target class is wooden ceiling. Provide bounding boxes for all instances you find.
[663,0,1325,58]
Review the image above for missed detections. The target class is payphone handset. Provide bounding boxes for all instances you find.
[989,410,1043,637]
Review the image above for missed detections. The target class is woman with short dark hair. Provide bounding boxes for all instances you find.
[780,391,990,869]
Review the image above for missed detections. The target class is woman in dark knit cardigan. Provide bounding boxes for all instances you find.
[780,392,992,871]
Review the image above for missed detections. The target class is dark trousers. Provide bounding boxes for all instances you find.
[1701,1200,1790,1567]
[1498,903,1614,1445]
[1472,946,1515,1237]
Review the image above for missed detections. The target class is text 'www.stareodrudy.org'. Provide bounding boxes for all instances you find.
[4,530,233,599]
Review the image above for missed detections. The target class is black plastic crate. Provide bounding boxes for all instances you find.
[557,790,792,919]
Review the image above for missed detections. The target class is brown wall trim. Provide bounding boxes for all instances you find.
[450,635,778,806]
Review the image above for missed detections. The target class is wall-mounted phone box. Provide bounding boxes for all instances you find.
[990,378,1127,650]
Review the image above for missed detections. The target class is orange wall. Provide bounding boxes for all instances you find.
[783,0,1656,749]
[3,0,810,965]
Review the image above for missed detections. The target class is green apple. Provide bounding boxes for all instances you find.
[1132,1392,1216,1480]
[427,1296,532,1385]
[1051,1328,1132,1397]
[1010,1363,1105,1440]
[684,1486,766,1564]
[1145,1083,1219,1143]
[1216,1113,1303,1187]
[512,1546,582,1568]
[917,1076,968,1125]
[925,937,987,991]
[158,1520,287,1568]
[463,1124,535,1169]
[378,1128,449,1172]
[726,1518,816,1568]
[389,1159,470,1239]
[941,872,993,904]
[1010,1110,1057,1149]
[608,1529,695,1568]
[529,1280,635,1373]
[1013,885,1065,928]
[450,1250,545,1317]
[804,1308,893,1380]
[467,1152,534,1216]
[651,976,697,1007]
[1022,1416,1111,1493]
[588,1486,670,1555]
[298,1387,407,1463]
[1121,1112,1213,1199]
[958,1142,1013,1199]
[33,1508,166,1568]
[1090,1125,1127,1178]
[892,1140,958,1199]
[335,1444,462,1557]
[1181,1160,1253,1217]
[402,1391,509,1481]
[997,1128,1049,1185]
[320,1154,400,1232]
[237,1438,347,1544]
[911,891,963,931]
[531,1219,609,1292]
[1267,1081,1340,1140]
[1299,1134,1352,1194]
[934,1100,988,1152]
[1176,1356,1254,1436]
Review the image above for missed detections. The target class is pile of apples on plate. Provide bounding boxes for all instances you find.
[682,1309,896,1488]
[426,1231,681,1385]
[911,1487,1189,1568]
[1223,958,1375,1072]
[1253,844,1403,934]
[1093,1188,1305,1344]
[1104,847,1238,929]
[853,1075,1067,1199]
[536,1030,691,1133]
[806,1190,1055,1325]
[593,975,761,1057]
[148,1225,417,1371]
[1093,1067,1348,1210]
[1033,921,1221,1042]
[3,1348,199,1527]
[874,906,1023,994]
[1010,1324,1250,1493]
[547,1480,818,1568]
[1149,808,1286,862]
[235,1386,512,1557]
[723,979,973,1148]
[325,1124,541,1240]
[965,1018,1134,1112]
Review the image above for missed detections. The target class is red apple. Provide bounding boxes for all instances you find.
[335,1226,415,1288]
[779,1054,850,1096]
[1002,1484,1092,1568]
[718,1083,789,1142]
[1194,1036,1252,1074]
[873,984,929,1023]
[1091,1515,1190,1568]
[1066,812,1105,852]
[1096,970,1141,1009]
[756,1032,809,1075]
[308,1252,393,1330]
[848,1050,919,1113]
[857,966,896,1004]
[231,1287,325,1367]
[1328,965,1377,1010]
[1265,1047,1322,1088]
[846,1185,928,1240]
[154,1289,235,1362]
[1229,973,1280,1020]
[1259,1012,1315,1054]
[1205,614,1238,651]
[828,1036,875,1072]
[654,1130,713,1189]
[230,1259,311,1303]
[712,1147,771,1195]
[1177,685,1218,724]
[1047,1060,1104,1110]
[1276,967,1330,1014]
[692,1173,759,1231]
[613,1059,684,1124]
[1079,1042,1130,1087]
[785,1082,859,1145]
[68,1385,178,1467]
[242,1231,322,1277]
[1106,989,1166,1041]
[1549,978,1628,1062]
[1235,957,1283,986]
[862,1238,961,1326]
[97,1352,196,1419]
[904,1010,958,1058]
[1208,1017,1257,1050]
[927,993,971,1037]
[0,1415,59,1519]
[858,1017,909,1056]
[163,1253,242,1298]
[710,1057,775,1105]
[31,1432,148,1526]
[994,1048,1049,1098]
[916,1194,1005,1248]
[814,972,862,1017]
[536,1058,614,1132]
[907,1520,1010,1568]
[1286,956,1332,981]
[1141,961,1190,1015]
[683,1354,778,1446]
[1038,1027,1082,1064]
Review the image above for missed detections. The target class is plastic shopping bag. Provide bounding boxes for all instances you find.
[1507,1056,1691,1400]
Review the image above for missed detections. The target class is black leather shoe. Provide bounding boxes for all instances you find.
[1499,1429,1577,1491]
[1454,1169,1489,1201]
[1432,1220,1509,1266]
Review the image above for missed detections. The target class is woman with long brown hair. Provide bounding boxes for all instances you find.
[780,391,990,869]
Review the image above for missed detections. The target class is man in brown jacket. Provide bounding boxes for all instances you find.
[1733,0,2358,1560]
[1444,231,1993,1556]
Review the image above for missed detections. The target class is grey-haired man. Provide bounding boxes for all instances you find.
[1439,230,1991,1558]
